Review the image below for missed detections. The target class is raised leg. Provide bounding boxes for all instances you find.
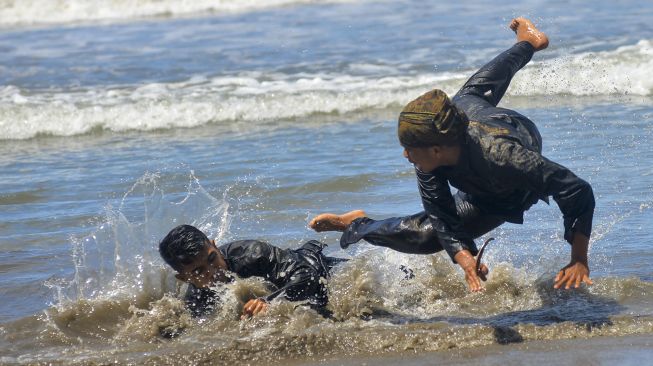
[337,195,504,254]
[453,17,549,118]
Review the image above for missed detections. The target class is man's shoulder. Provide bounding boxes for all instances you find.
[468,118,525,146]
[467,112,543,153]
[220,239,274,254]
[219,240,281,278]
[466,122,536,168]
[467,120,513,139]
[219,240,279,269]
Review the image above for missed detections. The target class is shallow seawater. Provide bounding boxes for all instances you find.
[1,0,653,364]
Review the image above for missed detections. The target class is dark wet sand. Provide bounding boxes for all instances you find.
[295,334,653,366]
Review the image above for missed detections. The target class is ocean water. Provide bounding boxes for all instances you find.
[1,0,652,364]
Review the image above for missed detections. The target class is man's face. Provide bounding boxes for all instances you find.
[403,146,441,172]
[175,241,229,288]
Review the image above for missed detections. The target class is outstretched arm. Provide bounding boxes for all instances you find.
[416,169,478,260]
[489,139,595,289]
[415,169,489,292]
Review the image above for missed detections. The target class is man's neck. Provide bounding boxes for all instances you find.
[441,144,462,166]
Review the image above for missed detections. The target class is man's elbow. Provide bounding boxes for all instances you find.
[580,178,595,212]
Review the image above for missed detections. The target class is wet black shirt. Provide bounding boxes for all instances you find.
[418,114,595,261]
[184,240,336,317]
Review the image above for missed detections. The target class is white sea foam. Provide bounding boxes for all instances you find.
[1,40,651,140]
[0,0,358,27]
[510,39,653,96]
[0,71,466,139]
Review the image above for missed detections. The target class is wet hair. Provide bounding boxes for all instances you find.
[159,224,210,271]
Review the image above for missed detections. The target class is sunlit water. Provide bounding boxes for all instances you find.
[1,0,652,364]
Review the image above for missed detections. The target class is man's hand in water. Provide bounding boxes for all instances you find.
[554,261,592,289]
[241,298,268,319]
[554,232,593,289]
[454,250,487,292]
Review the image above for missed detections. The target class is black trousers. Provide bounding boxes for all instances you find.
[341,42,539,255]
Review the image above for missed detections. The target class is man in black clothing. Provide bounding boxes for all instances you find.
[310,18,595,293]
[159,224,344,318]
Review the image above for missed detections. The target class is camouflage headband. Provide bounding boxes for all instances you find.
[397,89,468,147]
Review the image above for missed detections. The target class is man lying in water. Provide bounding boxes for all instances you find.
[310,18,595,293]
[158,224,346,318]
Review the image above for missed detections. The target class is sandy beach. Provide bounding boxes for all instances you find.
[300,334,653,366]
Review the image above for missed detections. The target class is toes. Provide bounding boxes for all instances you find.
[309,217,325,231]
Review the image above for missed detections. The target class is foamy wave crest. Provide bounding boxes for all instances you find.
[0,71,467,140]
[510,39,653,96]
[0,0,357,27]
[1,40,651,140]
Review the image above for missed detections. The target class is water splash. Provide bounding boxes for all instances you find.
[48,170,231,308]
[6,172,653,365]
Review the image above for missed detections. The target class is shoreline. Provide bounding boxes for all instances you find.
[292,334,653,366]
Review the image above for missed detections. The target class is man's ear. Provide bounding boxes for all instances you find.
[431,145,443,157]
[175,273,189,282]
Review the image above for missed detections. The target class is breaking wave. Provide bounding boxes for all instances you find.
[0,0,359,28]
[1,39,651,141]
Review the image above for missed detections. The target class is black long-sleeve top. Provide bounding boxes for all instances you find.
[185,240,335,317]
[419,117,595,261]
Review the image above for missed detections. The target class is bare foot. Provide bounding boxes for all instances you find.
[309,210,367,232]
[510,17,549,51]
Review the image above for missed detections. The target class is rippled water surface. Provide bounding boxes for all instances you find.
[1,0,652,364]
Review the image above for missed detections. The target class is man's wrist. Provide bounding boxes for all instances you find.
[571,255,588,264]
[571,232,590,264]
[454,249,475,269]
